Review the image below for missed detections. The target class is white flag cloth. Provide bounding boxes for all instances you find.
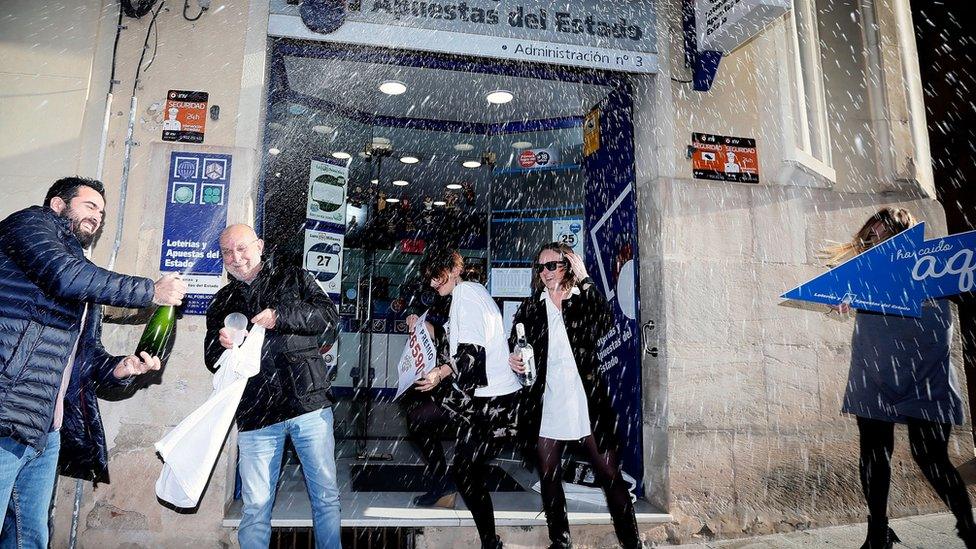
[154,326,265,508]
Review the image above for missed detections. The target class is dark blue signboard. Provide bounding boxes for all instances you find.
[583,86,644,495]
[783,222,976,316]
[160,152,232,315]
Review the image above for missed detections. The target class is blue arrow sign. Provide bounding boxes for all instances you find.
[782,222,976,317]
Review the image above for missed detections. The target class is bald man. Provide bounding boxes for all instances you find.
[204,224,340,549]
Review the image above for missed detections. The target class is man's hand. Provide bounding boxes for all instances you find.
[113,351,162,379]
[153,273,187,306]
[251,308,277,330]
[218,327,246,349]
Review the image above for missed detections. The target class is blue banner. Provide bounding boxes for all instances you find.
[582,88,643,495]
[783,222,976,316]
[160,152,232,315]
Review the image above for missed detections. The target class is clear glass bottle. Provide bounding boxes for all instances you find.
[515,322,536,387]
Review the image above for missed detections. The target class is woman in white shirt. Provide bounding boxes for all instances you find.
[509,242,640,549]
[417,247,521,549]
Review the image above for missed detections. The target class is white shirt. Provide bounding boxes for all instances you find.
[539,288,591,440]
[447,281,521,397]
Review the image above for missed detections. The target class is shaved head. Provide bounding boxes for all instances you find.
[220,224,264,283]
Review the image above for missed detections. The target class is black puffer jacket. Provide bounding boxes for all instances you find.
[204,260,338,432]
[0,206,155,455]
[509,278,621,460]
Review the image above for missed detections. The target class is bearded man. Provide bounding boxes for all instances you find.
[0,176,186,547]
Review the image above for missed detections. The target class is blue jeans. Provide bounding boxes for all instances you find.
[0,432,60,549]
[237,408,340,549]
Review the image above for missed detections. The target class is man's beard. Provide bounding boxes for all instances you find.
[58,208,100,248]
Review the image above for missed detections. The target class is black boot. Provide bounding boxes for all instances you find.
[546,530,572,549]
[957,520,976,548]
[860,516,899,549]
[480,534,503,549]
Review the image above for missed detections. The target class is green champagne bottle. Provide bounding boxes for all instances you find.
[135,305,176,360]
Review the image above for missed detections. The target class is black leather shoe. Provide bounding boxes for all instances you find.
[860,516,899,549]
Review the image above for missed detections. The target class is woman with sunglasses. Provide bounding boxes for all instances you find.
[508,242,641,549]
[823,208,974,549]
[417,246,522,549]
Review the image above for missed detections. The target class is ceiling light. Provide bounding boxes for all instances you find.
[268,147,281,155]
[370,178,379,184]
[312,125,334,134]
[433,200,446,206]
[393,180,409,186]
[512,141,533,149]
[379,80,407,95]
[331,151,351,160]
[399,155,420,164]
[454,143,474,152]
[462,160,481,168]
[486,90,514,104]
[446,183,463,190]
[385,197,400,203]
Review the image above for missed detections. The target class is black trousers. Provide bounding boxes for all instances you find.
[537,435,641,548]
[857,416,974,529]
[401,389,455,487]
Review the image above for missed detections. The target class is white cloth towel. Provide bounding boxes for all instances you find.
[154,326,265,508]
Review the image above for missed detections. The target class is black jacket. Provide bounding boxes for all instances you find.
[509,278,621,457]
[0,206,154,467]
[204,261,338,431]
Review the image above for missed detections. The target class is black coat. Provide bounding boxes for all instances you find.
[0,206,154,476]
[509,278,621,457]
[204,261,339,432]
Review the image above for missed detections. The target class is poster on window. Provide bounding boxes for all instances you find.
[552,219,585,256]
[161,90,208,143]
[303,225,344,299]
[306,157,350,226]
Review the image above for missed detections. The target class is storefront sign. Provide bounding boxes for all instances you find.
[691,132,759,183]
[583,108,601,156]
[162,90,209,143]
[517,147,561,169]
[393,312,437,400]
[782,223,976,317]
[553,219,585,256]
[270,0,659,73]
[695,0,791,53]
[160,152,231,314]
[306,157,349,226]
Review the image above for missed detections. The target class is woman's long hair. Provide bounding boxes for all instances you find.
[531,242,578,293]
[819,207,917,267]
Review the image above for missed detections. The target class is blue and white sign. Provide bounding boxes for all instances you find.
[552,218,584,256]
[303,223,344,298]
[782,223,976,317]
[161,151,231,315]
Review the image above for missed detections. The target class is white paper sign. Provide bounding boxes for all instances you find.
[393,312,438,400]
[490,267,533,298]
[306,158,349,225]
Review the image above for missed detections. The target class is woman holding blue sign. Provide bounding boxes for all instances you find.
[508,242,641,549]
[824,207,975,549]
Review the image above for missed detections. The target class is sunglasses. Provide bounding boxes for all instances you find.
[535,260,567,273]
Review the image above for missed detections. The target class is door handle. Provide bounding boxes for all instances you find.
[642,320,657,356]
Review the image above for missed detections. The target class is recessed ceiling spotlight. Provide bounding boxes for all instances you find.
[370,178,379,184]
[433,200,446,206]
[446,183,463,190]
[312,125,335,134]
[462,160,481,168]
[268,147,281,155]
[331,151,351,160]
[399,155,420,164]
[393,179,409,186]
[454,143,474,152]
[486,90,514,104]
[379,80,407,95]
[512,141,533,149]
[385,197,400,203]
